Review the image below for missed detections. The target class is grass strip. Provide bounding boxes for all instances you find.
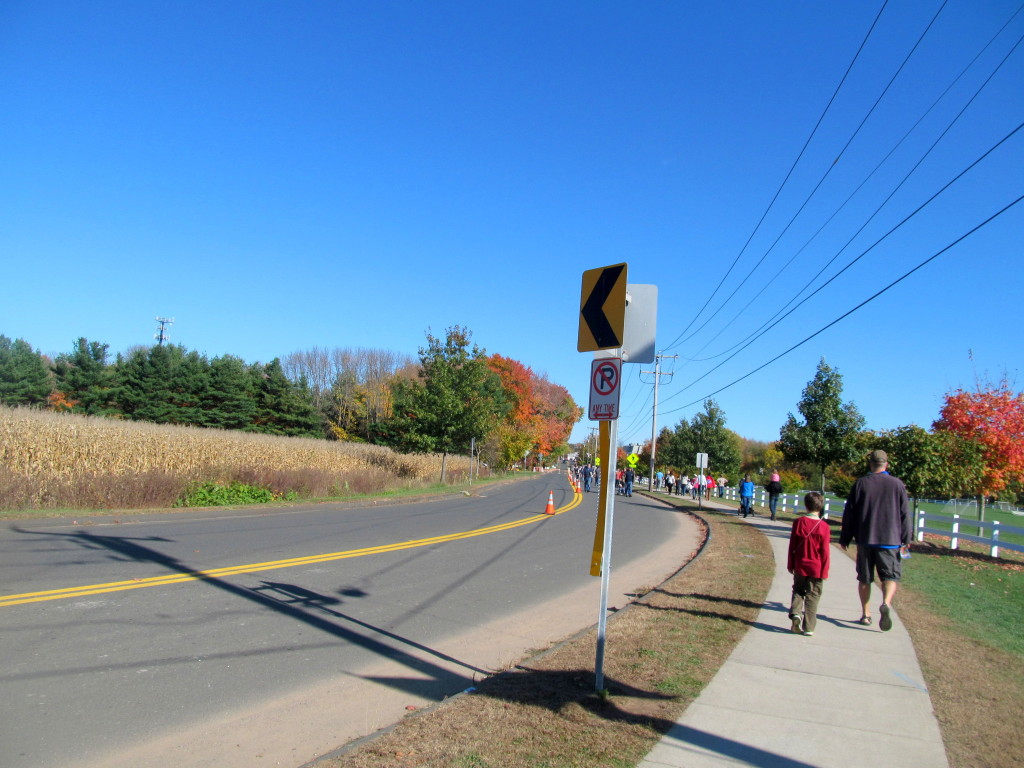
[896,542,1024,768]
[321,497,773,768]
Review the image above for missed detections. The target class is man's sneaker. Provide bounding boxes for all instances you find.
[791,615,803,633]
[879,603,893,632]
[803,630,814,636]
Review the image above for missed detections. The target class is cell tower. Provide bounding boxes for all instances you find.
[154,316,175,346]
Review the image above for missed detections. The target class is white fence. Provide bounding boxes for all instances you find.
[915,513,1024,558]
[718,486,846,518]
[715,487,1024,558]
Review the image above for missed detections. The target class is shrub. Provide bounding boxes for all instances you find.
[174,481,278,507]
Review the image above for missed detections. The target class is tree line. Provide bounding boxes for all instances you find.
[602,358,1024,519]
[0,327,582,470]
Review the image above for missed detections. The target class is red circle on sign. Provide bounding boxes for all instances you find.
[592,361,619,395]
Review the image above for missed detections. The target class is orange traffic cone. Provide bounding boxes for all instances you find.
[544,491,556,515]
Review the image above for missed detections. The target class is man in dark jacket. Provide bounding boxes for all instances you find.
[840,449,912,631]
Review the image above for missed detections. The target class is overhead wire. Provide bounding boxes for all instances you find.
[662,0,891,351]
[657,117,1024,410]
[684,15,1024,364]
[669,0,951,357]
[658,192,1024,416]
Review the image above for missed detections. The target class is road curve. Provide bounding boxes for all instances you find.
[0,474,701,768]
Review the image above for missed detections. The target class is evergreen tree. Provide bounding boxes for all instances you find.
[203,354,256,429]
[779,358,865,492]
[165,347,210,425]
[0,335,51,406]
[114,345,176,423]
[52,338,118,415]
[249,358,321,437]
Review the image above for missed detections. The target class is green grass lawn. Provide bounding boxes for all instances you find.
[902,547,1024,658]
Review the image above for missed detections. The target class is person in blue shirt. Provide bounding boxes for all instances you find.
[740,474,756,517]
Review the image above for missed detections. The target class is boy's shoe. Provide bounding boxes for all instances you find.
[803,630,814,636]
[790,615,803,634]
[879,603,892,632]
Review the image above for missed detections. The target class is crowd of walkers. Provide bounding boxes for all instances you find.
[571,464,791,513]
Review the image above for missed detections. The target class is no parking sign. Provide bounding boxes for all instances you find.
[589,357,621,420]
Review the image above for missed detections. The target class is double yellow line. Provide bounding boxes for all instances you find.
[1,489,583,609]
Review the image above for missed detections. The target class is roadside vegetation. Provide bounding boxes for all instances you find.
[0,327,581,478]
[321,496,1022,768]
[0,405,482,513]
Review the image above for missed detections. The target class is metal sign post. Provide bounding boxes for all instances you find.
[592,417,618,693]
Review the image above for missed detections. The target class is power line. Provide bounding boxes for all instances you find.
[663,0,891,350]
[659,192,1024,417]
[684,19,1024,365]
[656,117,1024,408]
[669,0,951,353]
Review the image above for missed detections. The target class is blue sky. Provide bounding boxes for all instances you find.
[2,1,1022,449]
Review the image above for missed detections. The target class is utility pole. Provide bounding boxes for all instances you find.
[642,352,676,491]
[154,316,174,346]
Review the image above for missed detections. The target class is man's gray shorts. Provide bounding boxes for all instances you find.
[856,545,902,584]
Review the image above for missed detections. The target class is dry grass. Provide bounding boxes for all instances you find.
[0,405,478,511]
[322,497,773,768]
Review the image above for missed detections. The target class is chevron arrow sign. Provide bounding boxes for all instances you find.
[577,262,627,352]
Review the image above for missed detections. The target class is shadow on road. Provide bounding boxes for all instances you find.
[11,526,488,696]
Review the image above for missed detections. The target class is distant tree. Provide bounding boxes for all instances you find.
[249,358,322,437]
[392,327,508,482]
[283,346,412,442]
[933,377,1024,520]
[203,355,255,430]
[0,336,51,407]
[779,358,865,492]
[873,425,985,512]
[52,338,118,416]
[661,400,741,479]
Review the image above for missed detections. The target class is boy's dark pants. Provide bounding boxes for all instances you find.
[790,575,824,633]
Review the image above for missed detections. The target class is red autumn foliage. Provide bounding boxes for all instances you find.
[487,354,581,458]
[933,378,1024,496]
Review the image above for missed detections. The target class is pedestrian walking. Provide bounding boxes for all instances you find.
[766,472,784,521]
[788,492,831,636]
[582,464,593,493]
[717,475,727,498]
[665,471,675,496]
[624,467,635,496]
[740,474,755,517]
[839,449,912,631]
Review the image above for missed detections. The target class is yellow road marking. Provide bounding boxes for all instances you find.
[1,490,583,608]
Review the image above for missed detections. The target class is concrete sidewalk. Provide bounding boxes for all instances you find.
[639,499,949,768]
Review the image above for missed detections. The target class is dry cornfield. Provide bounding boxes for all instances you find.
[0,405,478,511]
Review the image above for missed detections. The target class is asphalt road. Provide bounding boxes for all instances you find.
[0,474,686,767]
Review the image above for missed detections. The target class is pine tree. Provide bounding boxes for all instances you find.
[0,335,51,406]
[203,355,256,429]
[249,359,321,437]
[52,338,118,416]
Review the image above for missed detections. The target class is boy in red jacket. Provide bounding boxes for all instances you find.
[788,491,831,636]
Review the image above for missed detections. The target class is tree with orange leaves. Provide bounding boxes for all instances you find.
[933,377,1024,520]
[486,355,581,468]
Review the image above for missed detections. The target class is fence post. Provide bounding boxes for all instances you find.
[992,521,1000,559]
[823,497,829,520]
[916,509,924,542]
[951,514,959,551]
